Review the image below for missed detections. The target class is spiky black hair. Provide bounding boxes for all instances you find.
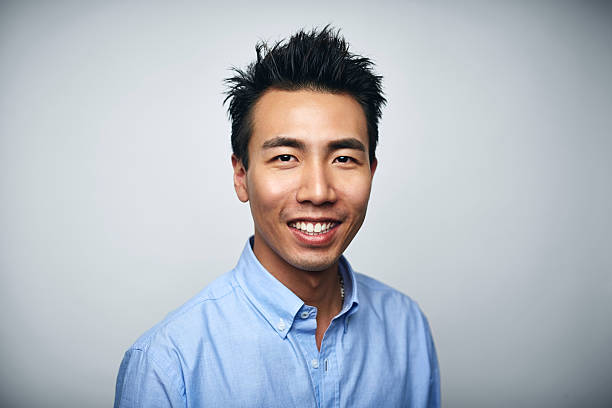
[224,26,386,170]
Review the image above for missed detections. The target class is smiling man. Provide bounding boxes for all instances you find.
[115,27,440,408]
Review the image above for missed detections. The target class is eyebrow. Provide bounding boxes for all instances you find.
[328,138,366,152]
[260,136,366,153]
[261,137,305,150]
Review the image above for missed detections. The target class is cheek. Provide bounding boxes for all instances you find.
[338,175,372,213]
[247,171,295,212]
[350,188,372,215]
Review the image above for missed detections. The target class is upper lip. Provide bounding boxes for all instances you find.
[286,217,341,224]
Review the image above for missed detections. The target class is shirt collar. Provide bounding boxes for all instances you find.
[233,238,304,339]
[338,255,360,319]
[233,237,360,338]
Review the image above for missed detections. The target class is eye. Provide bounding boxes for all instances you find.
[334,156,354,164]
[276,154,294,162]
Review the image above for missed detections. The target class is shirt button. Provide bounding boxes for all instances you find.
[277,319,286,331]
[311,359,319,369]
[300,311,310,319]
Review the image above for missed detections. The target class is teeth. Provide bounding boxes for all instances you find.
[290,221,336,235]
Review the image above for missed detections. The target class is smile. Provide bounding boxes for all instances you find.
[289,221,338,236]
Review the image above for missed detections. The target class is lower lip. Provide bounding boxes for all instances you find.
[289,224,339,246]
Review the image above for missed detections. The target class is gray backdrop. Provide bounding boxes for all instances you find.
[1,1,610,407]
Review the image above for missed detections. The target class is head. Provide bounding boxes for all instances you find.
[225,26,386,171]
[225,27,386,276]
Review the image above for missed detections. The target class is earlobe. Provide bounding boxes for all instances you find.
[231,154,249,203]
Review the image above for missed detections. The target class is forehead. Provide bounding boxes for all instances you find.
[250,89,368,148]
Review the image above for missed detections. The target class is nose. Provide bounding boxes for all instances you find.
[296,162,337,205]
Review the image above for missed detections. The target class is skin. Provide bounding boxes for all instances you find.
[232,89,377,350]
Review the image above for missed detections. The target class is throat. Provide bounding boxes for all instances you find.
[312,272,345,351]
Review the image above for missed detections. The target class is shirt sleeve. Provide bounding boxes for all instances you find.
[114,348,186,408]
[427,329,441,408]
[424,314,441,408]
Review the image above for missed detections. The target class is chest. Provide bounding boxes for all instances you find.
[182,314,421,408]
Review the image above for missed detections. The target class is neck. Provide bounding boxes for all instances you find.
[269,260,343,318]
[286,266,342,314]
[251,236,343,319]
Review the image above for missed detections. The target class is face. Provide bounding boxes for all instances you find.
[232,89,377,275]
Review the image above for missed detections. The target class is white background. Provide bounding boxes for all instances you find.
[1,1,611,407]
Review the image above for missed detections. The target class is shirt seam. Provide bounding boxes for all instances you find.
[124,348,185,405]
[133,279,241,352]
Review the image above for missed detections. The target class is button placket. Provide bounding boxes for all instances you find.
[318,319,343,408]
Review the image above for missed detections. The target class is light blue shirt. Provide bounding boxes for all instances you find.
[115,238,440,407]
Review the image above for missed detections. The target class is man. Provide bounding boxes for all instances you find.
[115,27,440,407]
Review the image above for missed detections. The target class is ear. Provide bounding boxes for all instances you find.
[231,154,249,202]
[369,157,378,180]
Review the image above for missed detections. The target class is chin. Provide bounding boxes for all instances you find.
[288,254,338,273]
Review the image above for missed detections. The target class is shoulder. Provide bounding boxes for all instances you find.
[128,271,239,356]
[355,272,420,310]
[115,271,242,405]
[354,272,431,330]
